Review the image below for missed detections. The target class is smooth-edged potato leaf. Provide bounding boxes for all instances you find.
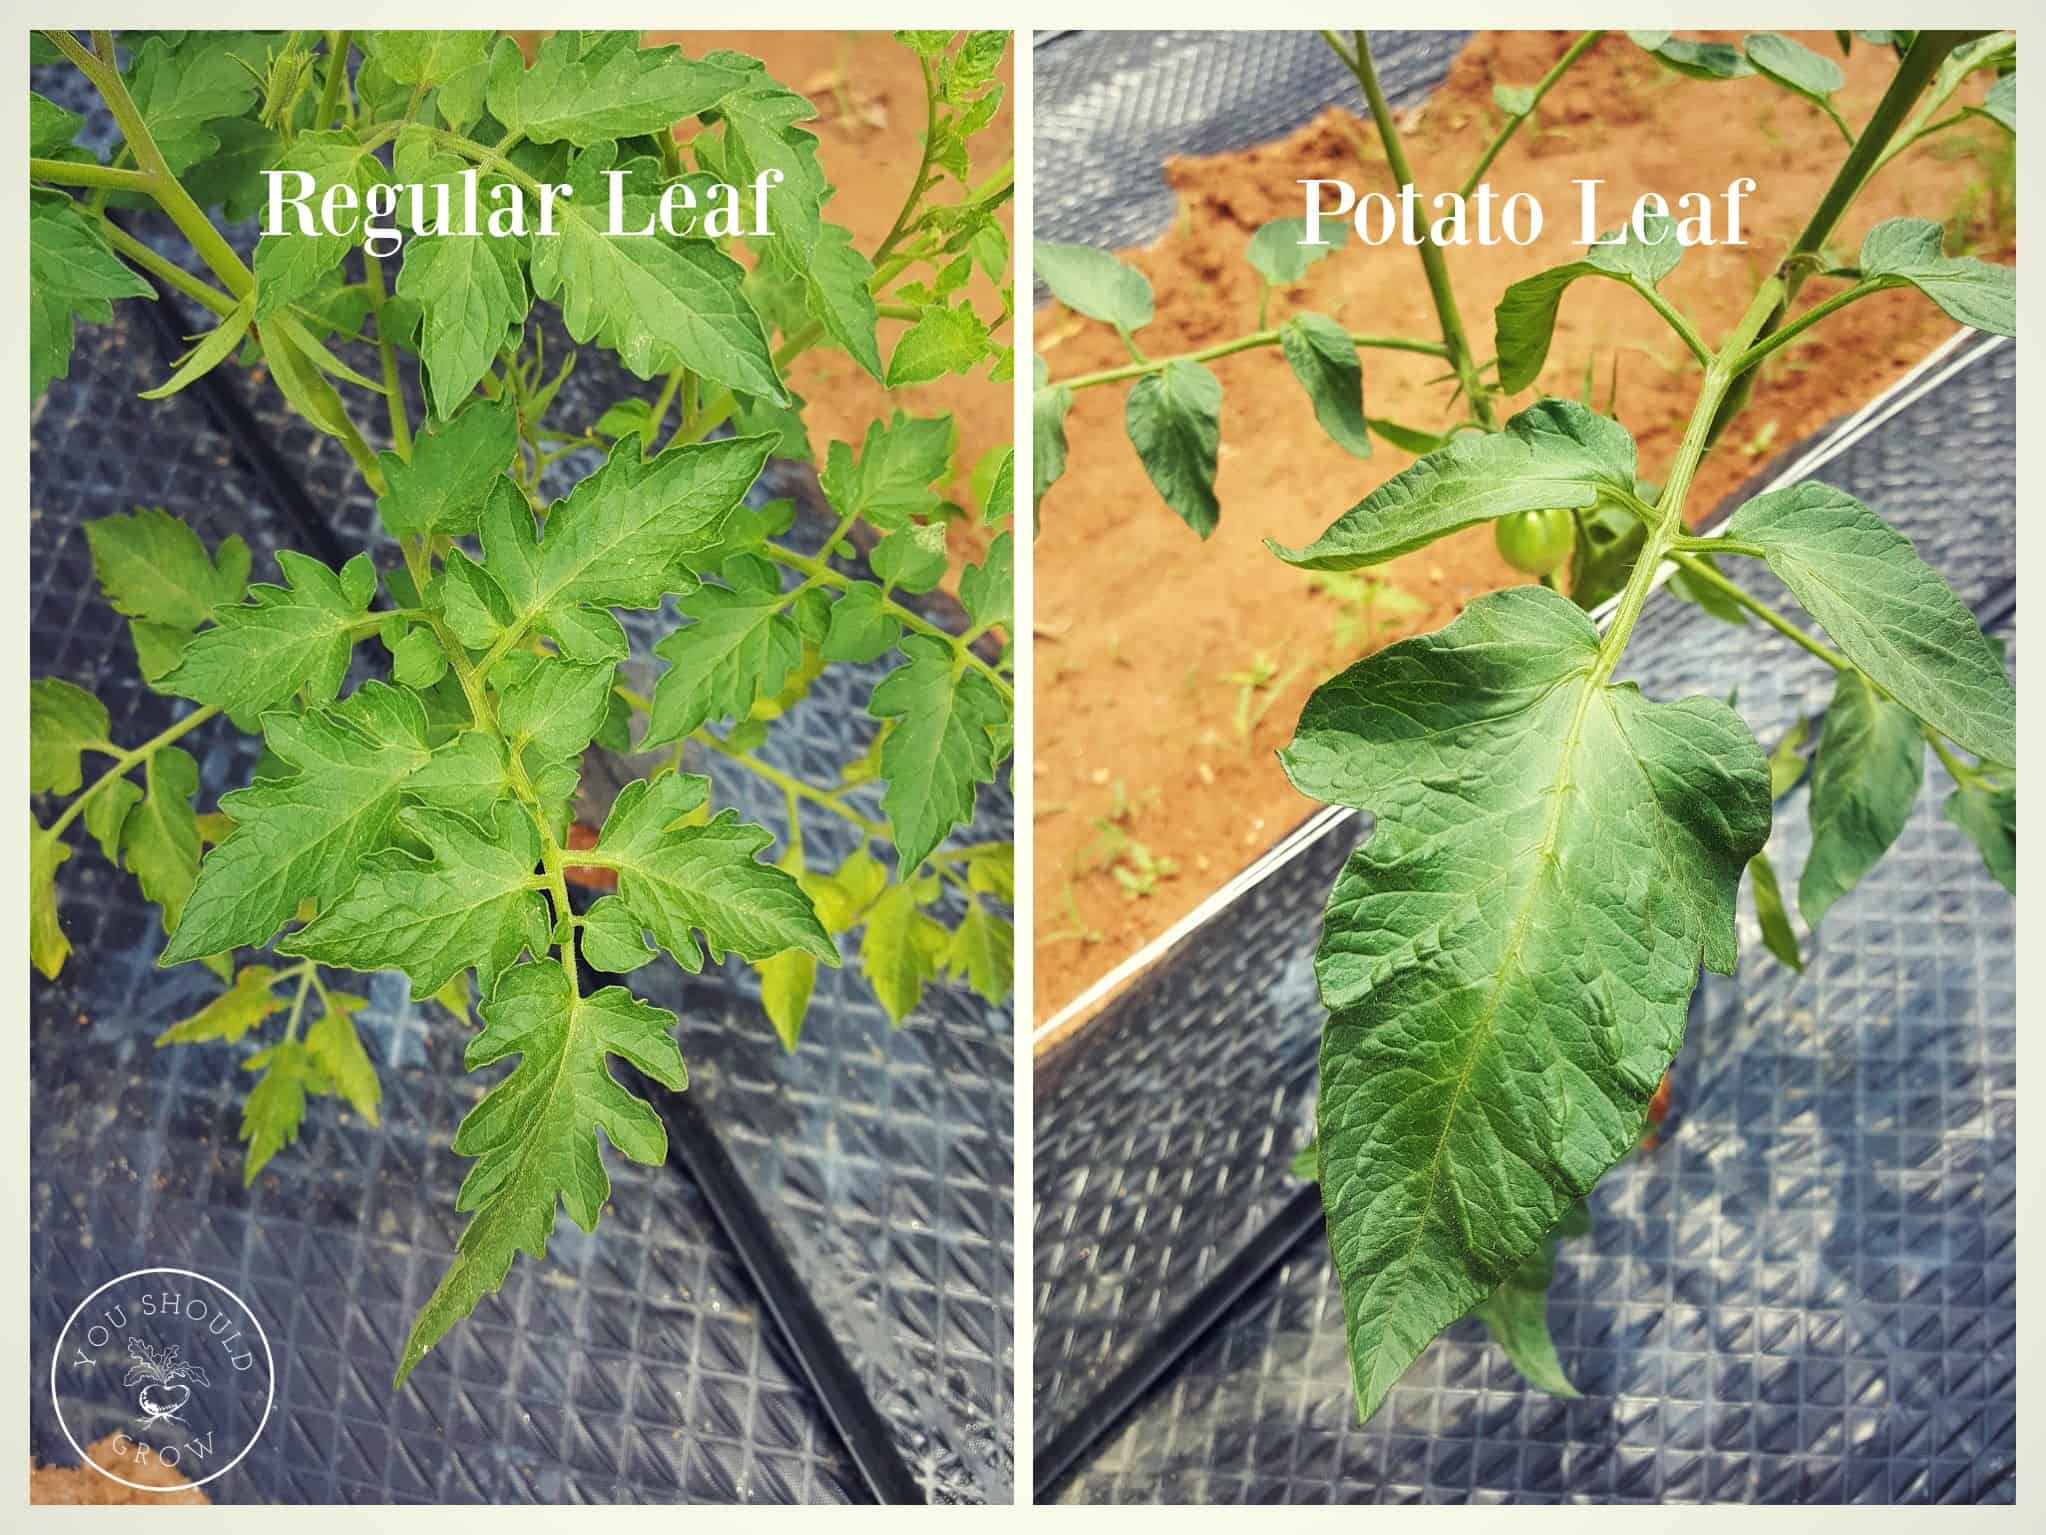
[1125,358,1223,538]
[161,683,435,965]
[1743,33,1845,112]
[1748,850,1804,971]
[30,679,111,796]
[1799,670,1924,927]
[1469,1208,1584,1399]
[1033,360,1075,521]
[1945,781,2015,894]
[1280,586,1770,1423]
[280,804,551,999]
[1279,312,1371,459]
[1034,240,1154,331]
[870,634,1008,873]
[1723,482,2015,762]
[393,962,686,1385]
[160,550,377,720]
[1270,399,1638,571]
[376,396,519,538]
[1971,73,2015,134]
[1856,218,2015,336]
[1629,31,1753,80]
[591,772,837,972]
[642,557,801,744]
[1247,217,1349,286]
[30,195,154,399]
[530,143,783,400]
[1494,213,1684,392]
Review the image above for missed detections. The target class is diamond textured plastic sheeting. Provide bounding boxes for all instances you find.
[31,178,1013,1498]
[1035,336,2015,1501]
[1033,31,1467,255]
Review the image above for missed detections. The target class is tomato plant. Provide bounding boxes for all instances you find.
[29,27,1014,1387]
[1035,29,2015,1421]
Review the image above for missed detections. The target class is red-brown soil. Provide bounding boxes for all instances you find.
[1033,30,2014,1037]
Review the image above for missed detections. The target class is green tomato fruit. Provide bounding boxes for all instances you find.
[1494,508,1575,576]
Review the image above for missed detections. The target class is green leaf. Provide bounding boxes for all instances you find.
[1246,217,1348,286]
[1470,1214,1582,1399]
[1744,33,1845,112]
[591,772,836,974]
[643,557,801,743]
[757,948,817,1051]
[85,779,144,866]
[359,30,492,95]
[161,550,376,721]
[530,142,784,400]
[1270,399,1638,571]
[486,31,747,145]
[1723,482,2015,762]
[1494,214,1683,392]
[695,52,827,265]
[305,991,382,1124]
[30,679,111,796]
[1799,670,1925,928]
[1945,781,2015,894]
[122,746,206,941]
[1492,83,1538,117]
[393,962,686,1386]
[180,116,285,223]
[822,582,902,663]
[1766,716,1812,798]
[139,294,255,400]
[125,34,263,174]
[31,824,74,980]
[157,964,283,1045]
[1971,74,2015,134]
[579,895,658,973]
[30,195,154,399]
[945,905,1013,1005]
[1034,241,1154,331]
[281,804,550,999]
[1033,367,1075,522]
[389,628,448,689]
[818,411,955,532]
[1748,851,1803,972]
[799,223,883,381]
[497,657,617,763]
[252,133,391,319]
[981,446,1016,527]
[1629,32,1752,80]
[161,682,435,965]
[961,531,1014,634]
[887,303,993,387]
[1856,218,2015,336]
[871,633,1007,873]
[859,881,946,1024]
[392,166,531,419]
[1280,585,1770,1423]
[431,972,475,1026]
[475,432,772,664]
[30,92,86,157]
[872,523,949,594]
[1125,358,1223,538]
[1363,416,1450,456]
[1279,312,1371,459]
[241,1040,315,1184]
[376,396,519,538]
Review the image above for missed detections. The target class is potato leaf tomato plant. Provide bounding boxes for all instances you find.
[1038,29,2015,1419]
[29,27,1014,1387]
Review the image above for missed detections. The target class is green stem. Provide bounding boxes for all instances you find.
[97,217,239,317]
[1057,329,1446,392]
[1457,30,1603,198]
[1729,280,1882,375]
[45,705,222,841]
[1926,730,1987,790]
[1663,550,1850,672]
[692,731,889,839]
[1631,281,1714,372]
[873,52,941,267]
[29,157,153,193]
[315,30,352,130]
[281,965,315,1043]
[1339,29,1496,429]
[361,251,413,460]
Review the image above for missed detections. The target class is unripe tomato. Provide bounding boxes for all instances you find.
[1494,508,1575,576]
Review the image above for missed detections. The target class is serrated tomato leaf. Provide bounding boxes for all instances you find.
[870,633,1007,873]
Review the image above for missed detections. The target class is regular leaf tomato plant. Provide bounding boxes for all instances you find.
[1036,29,2015,1421]
[29,27,1014,1387]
